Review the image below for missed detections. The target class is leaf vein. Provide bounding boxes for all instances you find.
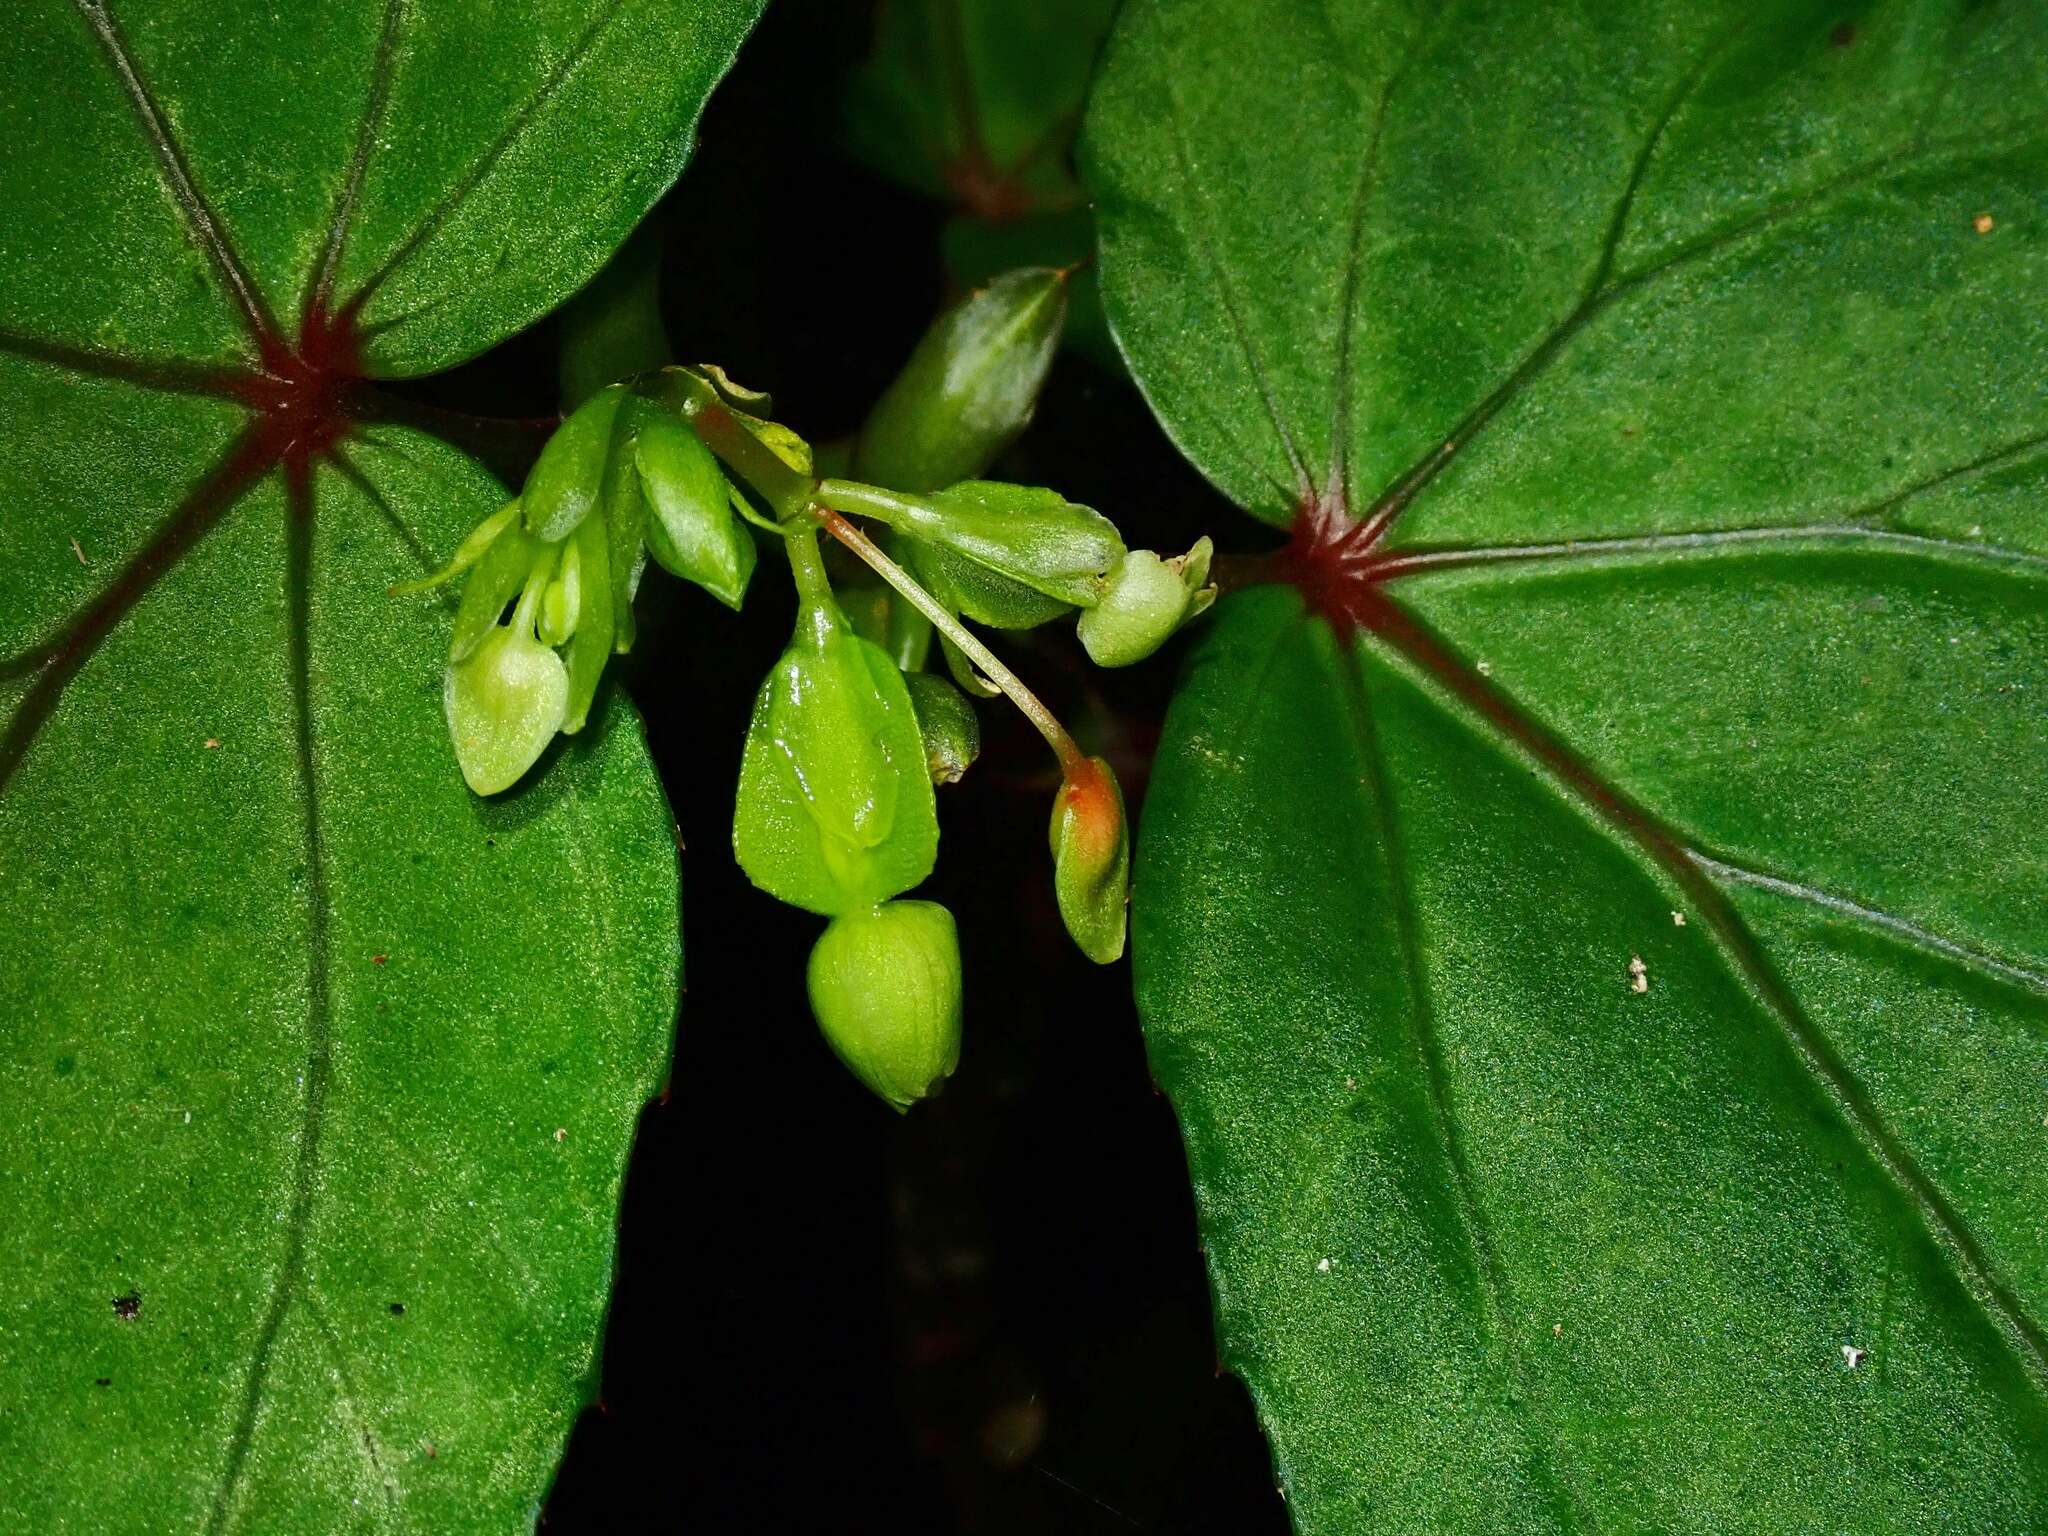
[308,0,410,321]
[1324,4,1445,515]
[1356,85,2048,544]
[327,445,439,577]
[0,427,275,791]
[1363,589,2048,1394]
[1156,13,1312,504]
[0,328,249,400]
[205,463,336,1534]
[343,0,634,323]
[70,0,280,353]
[1330,629,1599,1535]
[1690,851,2048,997]
[1374,523,2048,582]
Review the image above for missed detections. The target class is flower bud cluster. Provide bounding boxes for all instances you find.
[406,267,1219,1109]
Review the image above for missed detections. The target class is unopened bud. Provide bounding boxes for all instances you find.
[856,268,1068,492]
[808,901,963,1111]
[1076,538,1216,668]
[903,672,981,785]
[923,481,1124,604]
[1049,756,1129,964]
[635,412,756,609]
[733,595,938,915]
[524,384,628,542]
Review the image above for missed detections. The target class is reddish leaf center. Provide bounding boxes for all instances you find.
[232,298,367,470]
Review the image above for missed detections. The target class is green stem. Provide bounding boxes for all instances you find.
[510,545,556,636]
[815,507,1085,778]
[785,525,834,603]
[813,478,928,529]
[639,369,817,521]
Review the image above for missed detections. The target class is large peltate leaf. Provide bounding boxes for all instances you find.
[0,1,759,1528]
[1086,1,2048,1529]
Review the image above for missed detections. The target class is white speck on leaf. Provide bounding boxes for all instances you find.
[1316,1258,1331,1273]
[1476,660,1492,677]
[1628,955,1649,994]
[1843,1344,1866,1369]
[1671,911,1685,927]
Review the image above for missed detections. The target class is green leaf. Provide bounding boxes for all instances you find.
[845,0,1116,216]
[0,0,759,1525]
[1091,0,2048,1528]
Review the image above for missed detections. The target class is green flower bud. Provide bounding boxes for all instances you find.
[855,268,1068,493]
[903,672,981,785]
[1076,537,1217,668]
[443,559,569,796]
[911,539,1075,631]
[635,411,756,609]
[524,384,628,542]
[808,902,963,1112]
[733,593,939,915]
[597,408,649,657]
[882,474,1124,634]
[1050,756,1129,964]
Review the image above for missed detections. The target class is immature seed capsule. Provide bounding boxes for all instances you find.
[807,901,964,1112]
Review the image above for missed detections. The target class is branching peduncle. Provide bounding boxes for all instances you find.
[814,507,1086,779]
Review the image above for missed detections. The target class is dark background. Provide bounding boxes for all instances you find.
[423,4,1288,1529]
